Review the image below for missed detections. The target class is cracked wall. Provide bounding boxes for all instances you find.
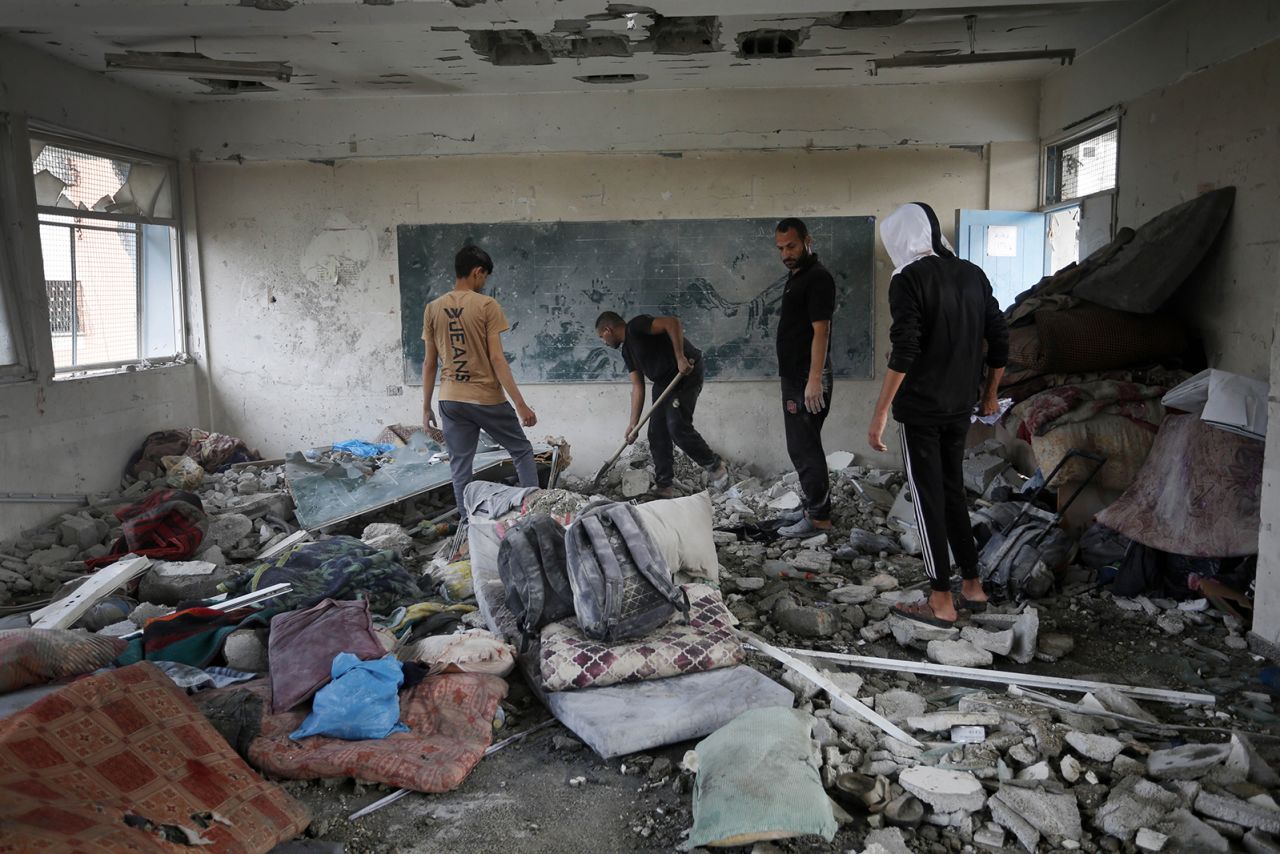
[191,144,1030,480]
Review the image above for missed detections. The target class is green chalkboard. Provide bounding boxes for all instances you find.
[398,217,874,384]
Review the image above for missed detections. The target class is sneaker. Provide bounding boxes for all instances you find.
[778,516,821,538]
[708,462,730,491]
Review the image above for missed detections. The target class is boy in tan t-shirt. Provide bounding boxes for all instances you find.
[423,245,538,519]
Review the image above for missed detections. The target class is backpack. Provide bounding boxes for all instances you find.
[497,515,575,648]
[564,501,689,643]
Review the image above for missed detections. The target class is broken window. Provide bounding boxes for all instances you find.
[30,134,184,374]
[1044,121,1118,206]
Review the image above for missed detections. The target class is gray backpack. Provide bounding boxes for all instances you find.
[497,514,575,649]
[564,501,689,642]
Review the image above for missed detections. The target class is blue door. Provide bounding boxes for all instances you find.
[956,210,1046,309]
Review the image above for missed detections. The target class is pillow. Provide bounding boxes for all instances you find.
[0,629,127,693]
[631,491,720,584]
[399,629,516,677]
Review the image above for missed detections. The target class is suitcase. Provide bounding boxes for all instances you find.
[978,449,1107,601]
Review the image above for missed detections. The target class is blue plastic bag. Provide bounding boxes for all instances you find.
[331,440,394,458]
[289,652,409,741]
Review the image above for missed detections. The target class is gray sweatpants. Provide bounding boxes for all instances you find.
[439,399,539,519]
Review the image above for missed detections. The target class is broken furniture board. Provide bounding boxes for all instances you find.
[286,430,550,530]
[744,632,923,748]
[546,665,793,760]
[785,649,1215,707]
[30,555,151,630]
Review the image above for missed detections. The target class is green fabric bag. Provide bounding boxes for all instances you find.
[685,706,839,849]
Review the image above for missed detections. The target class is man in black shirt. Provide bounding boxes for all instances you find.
[774,217,836,538]
[867,202,1009,626]
[596,311,729,498]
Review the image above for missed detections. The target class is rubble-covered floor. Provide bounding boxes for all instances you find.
[2,440,1278,854]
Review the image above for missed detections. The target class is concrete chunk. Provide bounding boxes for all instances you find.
[361,522,414,554]
[889,613,959,646]
[830,584,876,605]
[1155,808,1230,854]
[1066,731,1125,763]
[961,625,1015,657]
[1195,792,1280,834]
[1228,733,1280,788]
[898,766,987,814]
[1136,827,1170,851]
[993,784,1082,845]
[1095,776,1182,841]
[59,515,104,551]
[927,639,994,667]
[1148,742,1234,781]
[873,689,927,724]
[208,513,254,550]
[970,608,1039,664]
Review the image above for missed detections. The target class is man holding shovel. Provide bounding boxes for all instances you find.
[596,311,729,498]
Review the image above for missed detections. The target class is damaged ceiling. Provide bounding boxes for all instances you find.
[0,0,1165,100]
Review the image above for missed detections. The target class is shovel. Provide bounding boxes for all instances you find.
[591,371,687,489]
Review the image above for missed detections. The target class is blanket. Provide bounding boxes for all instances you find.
[1096,413,1264,557]
[0,662,309,852]
[1012,380,1168,441]
[225,536,423,614]
[85,489,208,570]
[237,672,507,793]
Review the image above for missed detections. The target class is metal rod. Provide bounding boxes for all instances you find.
[0,492,89,504]
[743,632,922,747]
[780,647,1216,707]
[347,718,557,821]
[68,224,78,367]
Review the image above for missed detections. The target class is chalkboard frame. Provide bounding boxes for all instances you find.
[398,216,875,385]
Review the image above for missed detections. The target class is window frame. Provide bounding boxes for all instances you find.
[1042,113,1121,207]
[0,114,35,382]
[28,127,188,377]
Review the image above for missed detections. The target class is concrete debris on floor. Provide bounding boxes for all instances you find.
[0,425,1276,854]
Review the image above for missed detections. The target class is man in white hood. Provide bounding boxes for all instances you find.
[868,202,1009,625]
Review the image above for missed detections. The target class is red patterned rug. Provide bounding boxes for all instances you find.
[245,672,508,792]
[0,662,310,852]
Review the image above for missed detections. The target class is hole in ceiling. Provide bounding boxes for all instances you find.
[546,32,632,59]
[645,15,719,55]
[467,30,553,66]
[193,77,275,93]
[821,11,914,29]
[738,29,804,58]
[239,0,295,10]
[575,73,649,84]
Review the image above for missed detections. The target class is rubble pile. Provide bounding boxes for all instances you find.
[2,433,1277,853]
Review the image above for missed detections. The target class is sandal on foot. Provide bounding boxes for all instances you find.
[891,599,956,628]
[955,593,989,613]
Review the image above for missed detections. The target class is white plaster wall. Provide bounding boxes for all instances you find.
[1256,299,1280,647]
[193,145,1005,478]
[0,37,199,540]
[181,80,1038,162]
[1115,40,1280,379]
[1040,0,1280,138]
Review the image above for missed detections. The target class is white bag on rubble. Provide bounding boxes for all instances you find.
[1162,368,1269,440]
[397,628,516,677]
[631,491,720,584]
